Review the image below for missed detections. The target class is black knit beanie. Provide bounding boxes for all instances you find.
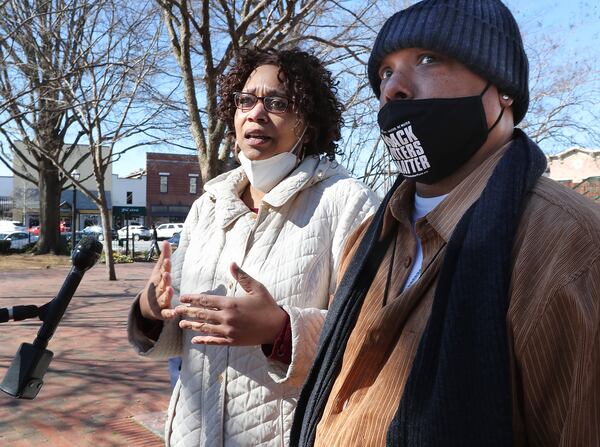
[368,0,529,124]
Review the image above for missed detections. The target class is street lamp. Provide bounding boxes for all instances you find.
[71,169,80,248]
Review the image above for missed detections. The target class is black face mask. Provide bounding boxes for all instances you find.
[377,83,504,184]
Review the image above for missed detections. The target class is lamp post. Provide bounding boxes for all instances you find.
[71,169,80,249]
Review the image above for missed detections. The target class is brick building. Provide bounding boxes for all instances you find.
[146,152,202,226]
[555,177,600,204]
[547,147,600,204]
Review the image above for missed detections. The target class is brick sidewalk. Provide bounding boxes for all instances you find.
[0,262,170,446]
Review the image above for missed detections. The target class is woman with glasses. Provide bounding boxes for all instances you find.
[128,47,378,446]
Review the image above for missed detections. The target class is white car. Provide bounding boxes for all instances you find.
[117,224,151,241]
[155,223,184,240]
[0,231,38,249]
[0,221,26,232]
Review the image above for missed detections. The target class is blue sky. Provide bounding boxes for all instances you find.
[1,0,598,178]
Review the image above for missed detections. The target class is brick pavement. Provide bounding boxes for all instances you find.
[0,261,171,446]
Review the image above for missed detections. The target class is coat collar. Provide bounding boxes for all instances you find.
[203,156,343,228]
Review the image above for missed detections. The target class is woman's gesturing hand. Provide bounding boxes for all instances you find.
[176,263,288,346]
[139,240,177,321]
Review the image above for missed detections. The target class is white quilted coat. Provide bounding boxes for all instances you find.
[128,155,379,446]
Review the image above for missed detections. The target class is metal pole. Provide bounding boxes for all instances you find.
[125,212,129,256]
[71,185,76,249]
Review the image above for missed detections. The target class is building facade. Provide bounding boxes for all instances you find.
[547,147,600,204]
[146,153,202,226]
[111,170,147,230]
[0,176,13,220]
[11,143,113,230]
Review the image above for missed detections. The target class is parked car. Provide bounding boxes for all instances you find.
[167,231,181,250]
[82,225,118,241]
[28,222,68,235]
[0,231,38,249]
[0,220,26,232]
[155,223,184,240]
[117,224,151,241]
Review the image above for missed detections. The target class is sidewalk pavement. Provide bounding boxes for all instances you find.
[0,262,171,446]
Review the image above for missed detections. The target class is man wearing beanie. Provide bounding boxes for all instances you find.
[290,0,600,446]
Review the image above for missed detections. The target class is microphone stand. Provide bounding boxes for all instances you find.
[0,237,102,399]
[0,289,77,399]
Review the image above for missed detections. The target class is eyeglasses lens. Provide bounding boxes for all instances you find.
[234,93,289,113]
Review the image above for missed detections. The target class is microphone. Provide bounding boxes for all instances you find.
[0,237,103,399]
[0,305,40,323]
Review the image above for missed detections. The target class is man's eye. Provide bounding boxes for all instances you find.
[380,68,393,80]
[419,54,437,65]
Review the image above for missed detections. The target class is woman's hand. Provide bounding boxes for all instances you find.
[139,240,177,320]
[175,263,288,346]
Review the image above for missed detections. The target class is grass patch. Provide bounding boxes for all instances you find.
[0,253,72,270]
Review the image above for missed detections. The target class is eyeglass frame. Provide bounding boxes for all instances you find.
[233,91,292,114]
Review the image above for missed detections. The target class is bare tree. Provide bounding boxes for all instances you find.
[0,0,96,254]
[50,1,170,279]
[521,34,600,149]
[156,0,379,182]
[0,0,169,272]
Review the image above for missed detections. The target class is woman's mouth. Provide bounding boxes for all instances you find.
[244,132,272,146]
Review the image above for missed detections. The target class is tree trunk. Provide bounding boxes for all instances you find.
[99,204,116,280]
[95,175,117,280]
[36,157,64,255]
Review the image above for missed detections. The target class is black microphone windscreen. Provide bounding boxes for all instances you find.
[71,237,103,271]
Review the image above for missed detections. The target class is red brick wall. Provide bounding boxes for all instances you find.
[558,177,600,204]
[146,153,202,225]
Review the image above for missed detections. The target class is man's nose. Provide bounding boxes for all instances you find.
[380,71,413,107]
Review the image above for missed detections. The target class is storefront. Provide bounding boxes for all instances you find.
[112,206,147,230]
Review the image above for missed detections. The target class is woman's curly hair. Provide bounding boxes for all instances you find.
[217,47,344,159]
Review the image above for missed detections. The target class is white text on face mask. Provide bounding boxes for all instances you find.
[381,122,431,176]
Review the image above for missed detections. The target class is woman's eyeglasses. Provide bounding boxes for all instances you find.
[233,92,290,113]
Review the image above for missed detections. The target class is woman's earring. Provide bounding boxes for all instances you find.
[501,94,510,100]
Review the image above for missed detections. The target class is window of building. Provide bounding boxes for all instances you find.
[126,191,133,204]
[159,173,169,193]
[189,175,198,194]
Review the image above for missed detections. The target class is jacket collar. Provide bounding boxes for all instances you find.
[203,156,341,228]
[386,140,512,243]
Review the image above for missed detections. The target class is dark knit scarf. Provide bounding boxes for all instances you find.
[290,130,547,447]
